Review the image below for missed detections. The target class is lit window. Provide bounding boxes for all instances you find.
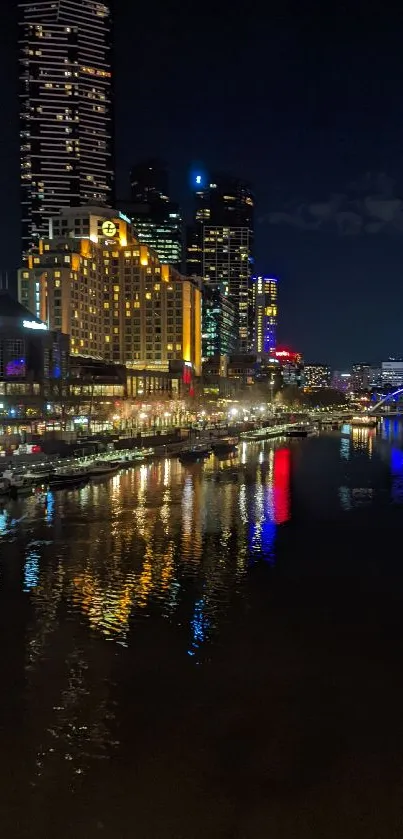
[105,336,110,343]
[54,271,61,278]
[145,292,151,300]
[55,279,61,288]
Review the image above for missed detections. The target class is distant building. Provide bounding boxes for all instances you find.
[186,174,254,353]
[304,363,331,389]
[381,359,403,389]
[273,349,303,386]
[19,0,114,253]
[202,285,236,361]
[18,206,202,377]
[332,371,352,393]
[0,291,69,432]
[252,276,278,356]
[121,159,183,268]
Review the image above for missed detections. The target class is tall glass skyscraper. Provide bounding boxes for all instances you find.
[19,1,114,253]
[121,159,183,269]
[186,174,254,354]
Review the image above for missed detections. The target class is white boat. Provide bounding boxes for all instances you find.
[87,460,120,478]
[2,470,36,495]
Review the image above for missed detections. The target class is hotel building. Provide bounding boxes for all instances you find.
[18,207,202,376]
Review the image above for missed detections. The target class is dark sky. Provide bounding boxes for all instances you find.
[2,0,403,367]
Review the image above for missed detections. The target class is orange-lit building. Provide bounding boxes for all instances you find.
[18,206,202,377]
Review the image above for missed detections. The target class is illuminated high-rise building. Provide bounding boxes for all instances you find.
[121,158,183,268]
[18,207,202,375]
[19,1,114,254]
[252,275,278,356]
[304,364,331,389]
[202,285,237,361]
[187,174,254,353]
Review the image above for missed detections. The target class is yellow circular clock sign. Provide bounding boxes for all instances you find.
[101,220,117,237]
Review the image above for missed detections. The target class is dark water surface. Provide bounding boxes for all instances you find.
[2,423,403,837]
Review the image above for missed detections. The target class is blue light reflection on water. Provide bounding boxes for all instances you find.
[188,597,210,657]
[391,447,403,504]
[23,550,40,592]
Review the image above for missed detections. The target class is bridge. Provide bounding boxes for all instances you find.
[366,388,403,416]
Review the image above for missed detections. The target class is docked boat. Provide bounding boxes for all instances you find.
[2,470,36,494]
[178,445,211,463]
[211,437,238,455]
[87,460,120,478]
[286,424,315,438]
[350,415,377,428]
[24,466,55,484]
[48,466,89,488]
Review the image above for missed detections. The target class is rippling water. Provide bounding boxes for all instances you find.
[2,424,403,837]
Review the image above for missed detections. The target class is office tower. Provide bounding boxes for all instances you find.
[202,285,237,361]
[303,364,331,388]
[381,358,403,388]
[352,362,382,391]
[121,159,183,268]
[187,174,254,353]
[252,275,278,356]
[19,1,114,253]
[273,349,303,386]
[18,207,202,374]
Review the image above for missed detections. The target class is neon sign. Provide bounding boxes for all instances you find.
[23,319,47,330]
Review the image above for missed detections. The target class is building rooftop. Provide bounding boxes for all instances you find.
[0,291,45,327]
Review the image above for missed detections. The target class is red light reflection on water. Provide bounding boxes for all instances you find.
[273,448,291,524]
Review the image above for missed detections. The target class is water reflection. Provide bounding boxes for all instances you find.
[2,428,402,794]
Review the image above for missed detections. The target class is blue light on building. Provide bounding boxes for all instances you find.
[252,276,278,356]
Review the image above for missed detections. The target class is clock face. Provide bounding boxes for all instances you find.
[101,220,117,237]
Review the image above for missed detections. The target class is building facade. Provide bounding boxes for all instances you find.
[121,159,183,268]
[202,284,237,361]
[381,359,403,389]
[352,362,382,391]
[0,292,69,429]
[252,275,277,356]
[273,349,303,386]
[19,0,114,252]
[186,174,254,354]
[331,371,352,393]
[304,363,331,389]
[18,206,202,376]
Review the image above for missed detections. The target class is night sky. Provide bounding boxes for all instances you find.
[2,0,403,367]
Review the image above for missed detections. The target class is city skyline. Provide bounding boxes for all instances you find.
[1,1,403,365]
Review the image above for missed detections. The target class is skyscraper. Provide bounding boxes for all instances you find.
[19,1,114,253]
[186,174,254,353]
[252,275,278,356]
[121,159,183,268]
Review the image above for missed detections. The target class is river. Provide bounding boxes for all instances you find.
[1,421,403,837]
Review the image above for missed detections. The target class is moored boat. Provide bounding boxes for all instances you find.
[87,460,120,478]
[350,415,377,428]
[286,424,315,438]
[49,466,89,488]
[211,437,238,455]
[178,445,211,463]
